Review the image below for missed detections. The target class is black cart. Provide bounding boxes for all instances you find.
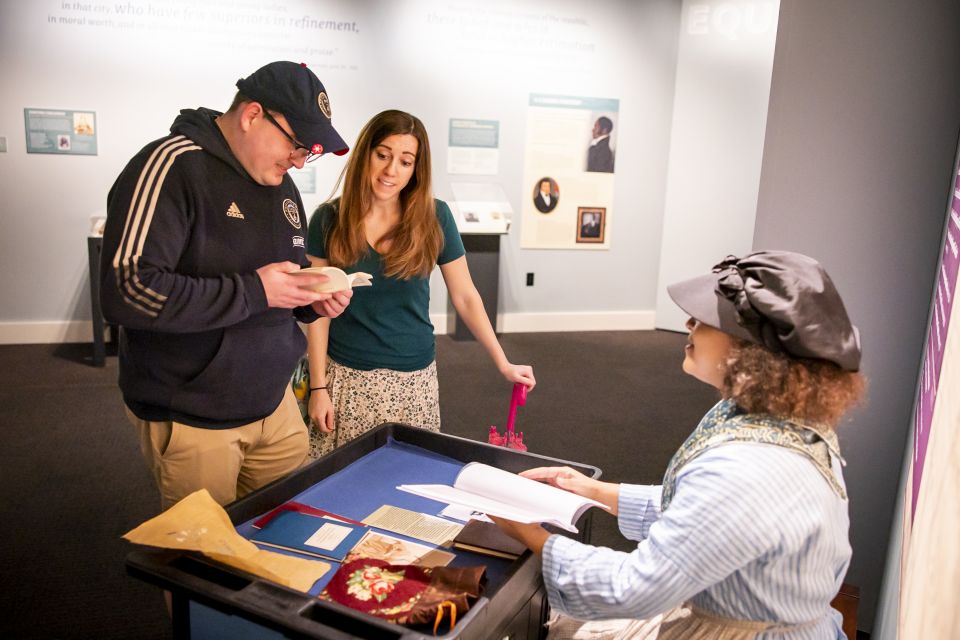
[126,424,602,639]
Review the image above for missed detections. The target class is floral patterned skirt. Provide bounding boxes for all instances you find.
[307,358,441,459]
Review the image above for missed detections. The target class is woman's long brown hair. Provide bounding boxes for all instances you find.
[325,110,442,279]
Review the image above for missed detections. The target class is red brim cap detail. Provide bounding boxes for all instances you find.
[333,146,349,156]
[311,143,323,155]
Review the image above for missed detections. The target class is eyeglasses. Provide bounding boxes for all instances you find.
[262,110,322,163]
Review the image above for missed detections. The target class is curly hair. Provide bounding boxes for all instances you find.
[722,341,866,428]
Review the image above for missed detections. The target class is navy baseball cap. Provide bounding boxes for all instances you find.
[237,61,349,156]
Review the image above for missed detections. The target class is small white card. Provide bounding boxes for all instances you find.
[304,522,352,550]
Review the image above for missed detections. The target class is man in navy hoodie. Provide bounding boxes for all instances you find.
[101,61,352,510]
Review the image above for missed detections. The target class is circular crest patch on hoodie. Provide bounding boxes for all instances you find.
[282,198,301,229]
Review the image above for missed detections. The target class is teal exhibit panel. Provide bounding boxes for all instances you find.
[24,108,98,155]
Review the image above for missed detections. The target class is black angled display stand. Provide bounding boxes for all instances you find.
[87,235,114,367]
[448,233,503,340]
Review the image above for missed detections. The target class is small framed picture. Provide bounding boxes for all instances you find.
[576,207,606,243]
[532,176,559,214]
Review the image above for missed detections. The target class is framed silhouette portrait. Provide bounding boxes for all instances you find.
[585,115,616,173]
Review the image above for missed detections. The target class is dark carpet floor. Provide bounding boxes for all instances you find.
[0,330,718,639]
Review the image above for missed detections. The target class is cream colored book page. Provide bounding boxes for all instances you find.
[398,463,605,532]
[291,266,372,293]
[455,463,603,529]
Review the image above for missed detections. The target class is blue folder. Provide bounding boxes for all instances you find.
[251,511,369,562]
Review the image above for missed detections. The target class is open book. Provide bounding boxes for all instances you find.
[398,463,606,533]
[292,266,373,293]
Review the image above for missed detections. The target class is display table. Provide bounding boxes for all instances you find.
[126,424,601,639]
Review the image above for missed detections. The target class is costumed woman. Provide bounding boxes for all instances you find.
[492,250,865,640]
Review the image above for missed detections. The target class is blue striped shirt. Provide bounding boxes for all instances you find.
[542,442,851,639]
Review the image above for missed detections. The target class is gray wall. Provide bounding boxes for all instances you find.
[656,0,779,332]
[753,0,960,631]
[0,0,681,342]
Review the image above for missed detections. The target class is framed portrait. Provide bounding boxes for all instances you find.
[576,207,606,243]
[532,176,559,214]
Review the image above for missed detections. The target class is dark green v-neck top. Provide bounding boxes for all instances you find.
[306,198,465,371]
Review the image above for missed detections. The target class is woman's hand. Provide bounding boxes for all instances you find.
[313,289,353,318]
[521,466,594,497]
[308,388,335,433]
[488,516,551,554]
[500,362,536,390]
[521,466,621,515]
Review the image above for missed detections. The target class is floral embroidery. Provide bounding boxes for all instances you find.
[346,566,406,603]
[377,599,422,618]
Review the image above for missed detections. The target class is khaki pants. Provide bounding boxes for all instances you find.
[128,386,309,510]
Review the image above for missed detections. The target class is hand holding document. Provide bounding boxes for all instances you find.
[398,463,607,533]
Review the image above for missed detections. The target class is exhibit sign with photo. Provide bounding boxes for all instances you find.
[520,94,618,249]
[448,118,499,175]
[24,108,98,155]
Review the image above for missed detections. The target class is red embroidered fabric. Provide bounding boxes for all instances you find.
[319,558,485,627]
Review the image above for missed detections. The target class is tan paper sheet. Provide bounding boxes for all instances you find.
[123,489,330,592]
[362,505,463,546]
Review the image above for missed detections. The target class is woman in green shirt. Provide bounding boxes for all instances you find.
[304,110,536,458]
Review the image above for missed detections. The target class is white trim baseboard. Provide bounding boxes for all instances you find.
[0,311,657,345]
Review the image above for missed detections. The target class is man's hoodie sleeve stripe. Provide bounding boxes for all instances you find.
[111,135,201,317]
